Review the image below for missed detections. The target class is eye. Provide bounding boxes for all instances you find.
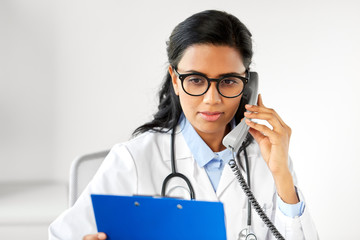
[186,75,206,85]
[221,77,240,86]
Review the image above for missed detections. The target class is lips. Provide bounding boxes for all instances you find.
[199,111,223,122]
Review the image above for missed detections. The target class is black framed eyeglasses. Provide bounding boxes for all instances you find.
[172,66,249,98]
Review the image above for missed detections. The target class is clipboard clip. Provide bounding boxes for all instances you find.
[131,194,185,209]
[132,194,185,200]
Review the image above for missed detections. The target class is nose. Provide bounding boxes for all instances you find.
[203,82,221,104]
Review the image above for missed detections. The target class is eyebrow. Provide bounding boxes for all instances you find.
[183,69,244,77]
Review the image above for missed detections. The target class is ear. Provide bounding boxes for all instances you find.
[168,65,180,96]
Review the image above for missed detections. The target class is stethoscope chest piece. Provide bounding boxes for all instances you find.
[238,227,257,240]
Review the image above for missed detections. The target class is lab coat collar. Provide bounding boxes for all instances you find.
[161,122,192,162]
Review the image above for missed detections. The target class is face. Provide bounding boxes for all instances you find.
[169,44,247,140]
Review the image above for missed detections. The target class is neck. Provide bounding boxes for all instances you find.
[196,124,231,152]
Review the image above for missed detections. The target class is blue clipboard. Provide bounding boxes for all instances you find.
[91,194,227,240]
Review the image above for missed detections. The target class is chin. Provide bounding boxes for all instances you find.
[196,123,226,135]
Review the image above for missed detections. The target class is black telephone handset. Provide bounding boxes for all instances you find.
[223,72,285,240]
[222,71,258,152]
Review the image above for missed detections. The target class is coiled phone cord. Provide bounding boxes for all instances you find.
[242,145,252,227]
[229,151,285,240]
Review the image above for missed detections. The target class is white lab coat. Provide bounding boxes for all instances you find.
[48,125,319,240]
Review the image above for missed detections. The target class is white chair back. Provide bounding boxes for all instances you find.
[68,150,110,207]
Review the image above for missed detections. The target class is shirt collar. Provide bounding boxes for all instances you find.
[179,113,235,168]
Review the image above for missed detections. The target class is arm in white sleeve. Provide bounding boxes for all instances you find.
[268,155,319,240]
[48,143,138,240]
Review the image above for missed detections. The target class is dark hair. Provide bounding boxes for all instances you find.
[132,10,254,160]
[133,9,253,132]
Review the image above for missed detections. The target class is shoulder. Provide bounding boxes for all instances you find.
[125,129,171,150]
[93,130,171,175]
[108,126,191,164]
[108,129,172,161]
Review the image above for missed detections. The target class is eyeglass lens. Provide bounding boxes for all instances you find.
[182,75,244,97]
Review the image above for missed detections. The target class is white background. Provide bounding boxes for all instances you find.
[1,0,360,239]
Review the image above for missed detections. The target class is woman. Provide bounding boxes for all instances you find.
[49,10,319,240]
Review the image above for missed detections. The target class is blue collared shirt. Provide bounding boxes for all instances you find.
[178,112,234,191]
[178,112,305,218]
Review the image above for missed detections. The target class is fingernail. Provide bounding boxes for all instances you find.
[98,233,106,239]
[245,104,252,108]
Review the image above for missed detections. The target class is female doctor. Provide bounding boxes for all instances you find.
[49,10,319,240]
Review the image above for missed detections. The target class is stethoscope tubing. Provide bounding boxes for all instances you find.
[161,128,196,199]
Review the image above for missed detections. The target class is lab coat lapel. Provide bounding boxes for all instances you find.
[175,132,218,201]
[162,128,218,201]
[169,155,218,201]
[216,162,236,198]
[217,141,258,198]
[171,130,235,201]
[191,159,218,201]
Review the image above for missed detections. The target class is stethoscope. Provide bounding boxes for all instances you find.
[161,128,257,240]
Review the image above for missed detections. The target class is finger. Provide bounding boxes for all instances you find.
[245,118,277,139]
[245,98,288,129]
[98,233,107,240]
[83,233,107,240]
[244,111,284,134]
[260,94,288,128]
[248,124,267,143]
[83,235,95,240]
